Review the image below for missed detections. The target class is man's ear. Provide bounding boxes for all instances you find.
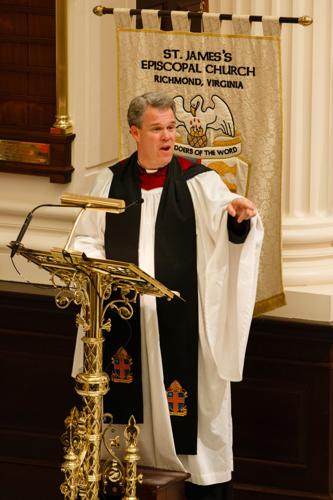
[130,125,140,142]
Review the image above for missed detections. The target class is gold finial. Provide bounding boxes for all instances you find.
[93,5,105,16]
[299,15,313,27]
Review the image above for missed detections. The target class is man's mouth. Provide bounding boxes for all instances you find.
[160,145,171,151]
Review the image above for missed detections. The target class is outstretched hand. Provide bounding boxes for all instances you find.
[227,197,257,223]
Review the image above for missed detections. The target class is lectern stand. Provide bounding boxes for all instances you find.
[9,243,177,500]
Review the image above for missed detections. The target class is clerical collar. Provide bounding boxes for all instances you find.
[138,163,169,190]
[137,158,166,171]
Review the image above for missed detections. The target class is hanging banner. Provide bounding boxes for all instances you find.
[116,26,285,314]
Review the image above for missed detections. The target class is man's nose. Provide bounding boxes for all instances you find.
[161,128,171,139]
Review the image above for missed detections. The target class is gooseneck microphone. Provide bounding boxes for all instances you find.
[10,203,63,258]
[10,194,144,258]
[10,213,33,258]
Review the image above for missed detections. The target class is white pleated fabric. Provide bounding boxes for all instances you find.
[72,166,263,485]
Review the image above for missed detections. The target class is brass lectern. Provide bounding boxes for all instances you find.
[9,195,178,500]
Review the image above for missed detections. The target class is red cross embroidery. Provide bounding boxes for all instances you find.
[166,380,188,416]
[111,347,133,383]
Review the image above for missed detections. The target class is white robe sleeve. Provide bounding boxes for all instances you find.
[188,170,264,382]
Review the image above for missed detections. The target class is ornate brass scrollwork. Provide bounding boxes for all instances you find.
[60,407,89,499]
[101,414,143,500]
[10,244,177,500]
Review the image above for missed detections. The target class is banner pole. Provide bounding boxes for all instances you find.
[92,6,313,27]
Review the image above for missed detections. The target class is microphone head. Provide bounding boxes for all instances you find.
[9,241,20,258]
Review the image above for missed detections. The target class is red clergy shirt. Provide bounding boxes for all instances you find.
[138,156,194,190]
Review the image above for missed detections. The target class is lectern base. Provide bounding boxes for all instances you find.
[105,466,190,500]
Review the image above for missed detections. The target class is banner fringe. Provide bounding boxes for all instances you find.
[254,292,286,317]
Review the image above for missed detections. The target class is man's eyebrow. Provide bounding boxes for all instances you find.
[149,120,176,126]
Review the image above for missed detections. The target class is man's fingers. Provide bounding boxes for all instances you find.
[237,207,257,223]
[228,198,257,222]
[227,204,236,216]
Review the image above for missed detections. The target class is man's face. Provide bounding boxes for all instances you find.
[130,106,176,169]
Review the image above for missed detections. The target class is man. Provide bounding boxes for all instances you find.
[72,92,263,499]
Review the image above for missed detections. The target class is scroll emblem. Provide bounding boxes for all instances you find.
[166,380,188,416]
[111,346,133,383]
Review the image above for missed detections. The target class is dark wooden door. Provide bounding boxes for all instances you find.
[0,0,56,132]
[0,0,75,182]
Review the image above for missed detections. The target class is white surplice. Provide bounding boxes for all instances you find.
[71,166,264,486]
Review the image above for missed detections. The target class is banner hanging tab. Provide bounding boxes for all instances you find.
[262,16,281,37]
[232,15,251,35]
[113,8,134,29]
[141,9,160,29]
[202,13,221,33]
[170,11,191,32]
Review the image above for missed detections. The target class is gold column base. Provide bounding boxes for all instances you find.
[51,115,74,135]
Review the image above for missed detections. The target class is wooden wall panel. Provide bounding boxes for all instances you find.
[0,282,80,500]
[1,288,332,500]
[232,317,333,500]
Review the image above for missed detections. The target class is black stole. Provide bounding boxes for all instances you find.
[104,152,209,454]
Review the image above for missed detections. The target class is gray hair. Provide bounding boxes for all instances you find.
[127,92,176,128]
